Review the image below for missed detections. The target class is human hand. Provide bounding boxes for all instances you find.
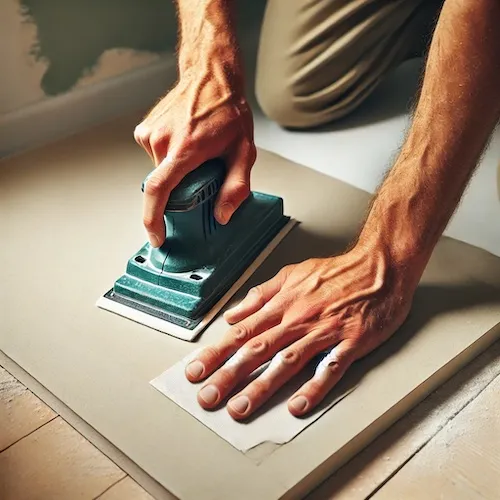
[185,246,418,419]
[134,70,256,248]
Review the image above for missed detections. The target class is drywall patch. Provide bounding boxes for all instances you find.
[19,0,176,95]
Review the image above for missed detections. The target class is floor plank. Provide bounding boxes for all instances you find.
[0,366,56,451]
[373,375,500,500]
[97,476,155,500]
[307,341,500,499]
[0,417,126,500]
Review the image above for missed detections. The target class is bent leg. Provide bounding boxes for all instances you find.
[256,0,443,128]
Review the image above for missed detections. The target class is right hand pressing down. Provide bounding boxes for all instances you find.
[134,69,256,248]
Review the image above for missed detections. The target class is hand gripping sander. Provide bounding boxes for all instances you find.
[96,159,296,341]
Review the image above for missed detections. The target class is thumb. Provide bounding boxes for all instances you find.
[215,141,256,225]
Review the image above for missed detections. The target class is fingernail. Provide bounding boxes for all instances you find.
[199,385,219,405]
[229,395,250,414]
[216,203,232,225]
[289,395,308,413]
[186,360,204,380]
[149,234,161,248]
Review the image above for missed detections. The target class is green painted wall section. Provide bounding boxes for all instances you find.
[20,0,178,95]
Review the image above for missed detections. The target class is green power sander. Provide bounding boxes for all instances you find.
[97,159,296,341]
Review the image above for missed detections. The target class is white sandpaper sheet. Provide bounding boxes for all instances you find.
[151,350,355,453]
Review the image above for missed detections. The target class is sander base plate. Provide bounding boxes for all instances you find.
[96,219,297,341]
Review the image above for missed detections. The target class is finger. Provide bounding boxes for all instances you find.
[214,140,256,225]
[185,303,284,383]
[148,129,170,167]
[133,123,154,161]
[287,341,356,417]
[195,323,303,409]
[226,329,341,420]
[142,153,179,247]
[223,267,291,325]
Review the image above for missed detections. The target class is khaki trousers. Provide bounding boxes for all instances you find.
[255,0,444,128]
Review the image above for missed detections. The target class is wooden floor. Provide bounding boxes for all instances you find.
[1,349,499,500]
[0,366,153,500]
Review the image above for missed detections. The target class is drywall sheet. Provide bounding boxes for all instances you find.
[1,114,500,500]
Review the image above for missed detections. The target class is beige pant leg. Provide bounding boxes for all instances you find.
[256,0,443,128]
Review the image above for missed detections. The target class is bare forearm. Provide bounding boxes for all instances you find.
[359,0,500,279]
[175,0,244,92]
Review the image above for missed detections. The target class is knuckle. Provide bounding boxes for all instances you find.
[280,265,293,278]
[247,338,269,356]
[144,175,164,197]
[229,178,250,201]
[212,368,234,389]
[149,131,165,149]
[142,215,156,231]
[133,124,148,142]
[325,360,341,375]
[247,144,257,165]
[228,323,250,342]
[251,378,271,396]
[201,345,220,364]
[248,286,265,305]
[281,349,302,367]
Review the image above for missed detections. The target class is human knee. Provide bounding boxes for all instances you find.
[255,71,354,130]
[255,71,327,129]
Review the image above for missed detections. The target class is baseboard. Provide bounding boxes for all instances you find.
[0,55,177,159]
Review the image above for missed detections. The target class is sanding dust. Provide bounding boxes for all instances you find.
[403,349,500,453]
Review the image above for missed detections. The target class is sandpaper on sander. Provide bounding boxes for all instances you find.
[97,159,296,341]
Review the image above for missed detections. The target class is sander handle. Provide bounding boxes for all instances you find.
[141,159,226,213]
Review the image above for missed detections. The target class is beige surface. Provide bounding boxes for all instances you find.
[0,366,56,451]
[0,417,125,500]
[1,113,500,499]
[374,375,500,500]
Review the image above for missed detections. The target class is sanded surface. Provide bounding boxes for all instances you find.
[374,375,500,500]
[1,114,500,499]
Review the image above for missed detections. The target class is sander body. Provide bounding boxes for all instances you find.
[97,159,296,341]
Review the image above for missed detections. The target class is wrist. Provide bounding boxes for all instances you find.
[178,36,244,94]
[356,202,433,287]
[356,149,450,277]
[359,221,432,267]
[345,240,421,300]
